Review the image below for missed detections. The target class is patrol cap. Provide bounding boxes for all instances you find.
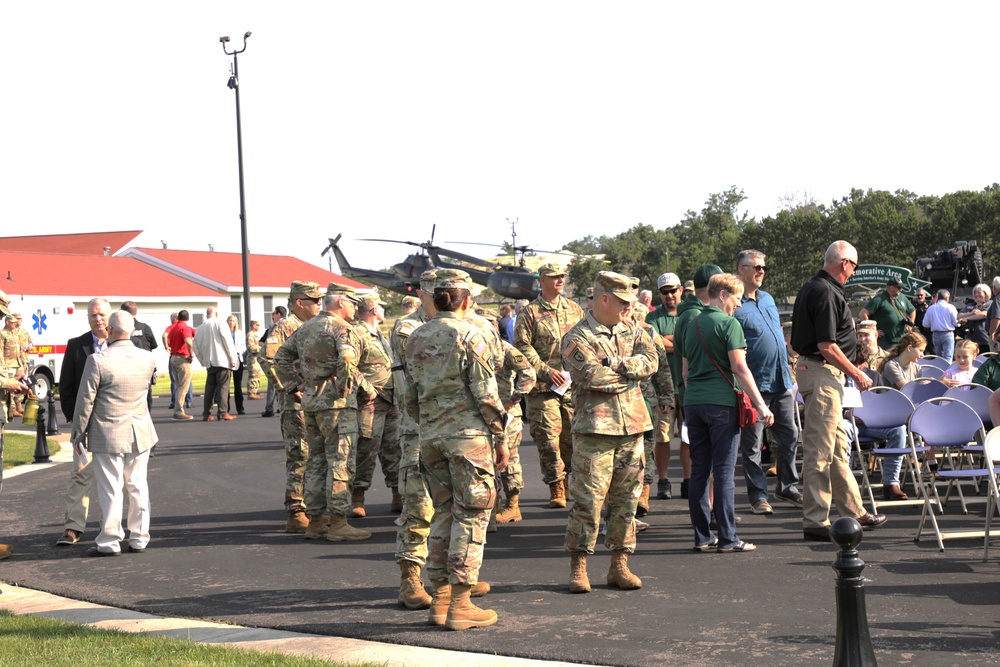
[594,271,637,303]
[683,280,695,291]
[0,290,9,317]
[435,268,472,290]
[326,282,359,304]
[474,306,498,322]
[5,312,21,322]
[632,302,649,320]
[289,280,323,300]
[537,263,567,277]
[886,277,902,288]
[857,319,878,332]
[357,294,385,311]
[419,269,438,292]
[657,272,681,289]
[629,277,640,291]
[693,264,724,289]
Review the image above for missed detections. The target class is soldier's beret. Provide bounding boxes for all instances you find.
[594,271,637,303]
[289,281,323,300]
[435,269,472,290]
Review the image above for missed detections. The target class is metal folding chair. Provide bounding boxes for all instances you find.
[910,398,987,552]
[920,356,951,374]
[849,387,920,513]
[901,378,949,405]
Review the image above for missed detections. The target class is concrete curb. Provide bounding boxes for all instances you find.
[0,584,592,667]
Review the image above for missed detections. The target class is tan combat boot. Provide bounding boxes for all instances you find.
[470,581,491,597]
[285,511,309,534]
[326,514,372,541]
[607,549,642,590]
[549,481,567,509]
[496,494,522,523]
[428,580,451,626]
[303,514,330,540]
[350,488,366,518]
[445,583,498,631]
[0,544,12,561]
[636,482,651,518]
[398,561,432,610]
[569,552,591,593]
[390,487,403,514]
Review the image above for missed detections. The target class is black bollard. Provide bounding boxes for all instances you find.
[32,402,51,463]
[831,517,878,667]
[46,390,60,436]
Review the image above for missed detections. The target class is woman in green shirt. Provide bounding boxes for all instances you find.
[682,273,773,553]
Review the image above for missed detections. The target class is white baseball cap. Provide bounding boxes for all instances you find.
[657,273,681,289]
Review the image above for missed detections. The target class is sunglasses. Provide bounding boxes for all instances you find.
[659,287,680,295]
[744,264,767,273]
[844,258,858,269]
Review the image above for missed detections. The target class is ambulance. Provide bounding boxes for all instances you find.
[8,297,88,399]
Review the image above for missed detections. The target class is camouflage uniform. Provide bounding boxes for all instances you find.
[266,311,309,515]
[514,291,585,485]
[495,340,535,495]
[636,318,673,486]
[246,327,262,396]
[562,307,656,555]
[353,318,400,490]
[393,272,436,567]
[405,299,506,585]
[275,303,368,520]
[0,316,27,415]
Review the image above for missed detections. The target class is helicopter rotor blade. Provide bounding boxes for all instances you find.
[427,245,494,267]
[357,238,426,248]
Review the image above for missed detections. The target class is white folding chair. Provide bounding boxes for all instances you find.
[932,426,1000,561]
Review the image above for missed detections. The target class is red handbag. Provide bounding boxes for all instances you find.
[695,318,758,428]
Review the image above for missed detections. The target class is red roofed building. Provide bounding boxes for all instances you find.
[0,231,144,256]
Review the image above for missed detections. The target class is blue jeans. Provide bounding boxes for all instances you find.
[739,389,800,503]
[932,331,954,363]
[685,403,741,548]
[859,425,906,486]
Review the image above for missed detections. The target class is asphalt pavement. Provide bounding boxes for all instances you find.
[2,398,1000,667]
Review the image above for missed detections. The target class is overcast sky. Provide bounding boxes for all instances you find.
[3,2,996,276]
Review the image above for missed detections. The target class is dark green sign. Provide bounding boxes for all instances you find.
[845,264,931,296]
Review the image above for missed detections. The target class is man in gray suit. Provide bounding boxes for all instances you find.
[71,311,158,557]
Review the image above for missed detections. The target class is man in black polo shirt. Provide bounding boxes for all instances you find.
[791,240,886,542]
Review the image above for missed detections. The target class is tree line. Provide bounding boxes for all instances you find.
[563,184,1000,299]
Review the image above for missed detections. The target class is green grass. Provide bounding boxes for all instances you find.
[150,370,269,398]
[0,610,379,667]
[2,432,61,469]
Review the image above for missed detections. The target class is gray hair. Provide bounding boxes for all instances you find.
[992,276,1000,296]
[735,249,765,271]
[974,283,993,300]
[88,297,111,316]
[108,310,134,336]
[936,289,950,301]
[824,240,856,266]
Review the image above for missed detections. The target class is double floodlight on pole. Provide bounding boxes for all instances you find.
[220,31,253,329]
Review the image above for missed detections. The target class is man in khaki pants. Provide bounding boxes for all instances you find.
[790,241,887,542]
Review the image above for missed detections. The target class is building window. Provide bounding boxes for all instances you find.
[263,295,273,314]
[230,295,242,328]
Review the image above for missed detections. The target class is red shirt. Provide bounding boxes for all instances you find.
[167,322,196,356]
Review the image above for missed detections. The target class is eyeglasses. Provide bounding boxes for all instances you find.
[743,264,767,273]
[659,287,680,295]
[844,258,858,269]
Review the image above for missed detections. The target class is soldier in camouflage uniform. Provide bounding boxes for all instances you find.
[274,283,371,542]
[1,314,29,417]
[351,294,401,518]
[262,281,322,533]
[391,269,438,610]
[0,292,30,561]
[561,272,656,594]
[514,263,585,508]
[474,308,536,523]
[246,320,262,399]
[405,269,509,631]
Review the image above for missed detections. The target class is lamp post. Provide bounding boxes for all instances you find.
[221,32,253,328]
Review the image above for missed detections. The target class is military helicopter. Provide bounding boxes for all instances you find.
[358,225,544,300]
[321,234,431,294]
